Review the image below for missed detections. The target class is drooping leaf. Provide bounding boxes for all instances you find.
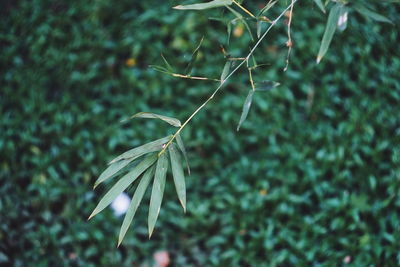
[88,154,157,220]
[94,159,131,189]
[149,65,171,74]
[220,61,231,84]
[168,144,186,212]
[118,166,155,246]
[354,4,393,24]
[313,0,326,13]
[109,135,171,165]
[174,0,233,10]
[226,5,254,41]
[317,3,342,63]
[185,37,204,75]
[148,152,168,237]
[237,90,254,131]
[176,134,190,174]
[161,54,173,72]
[259,0,277,16]
[254,80,280,91]
[127,112,181,127]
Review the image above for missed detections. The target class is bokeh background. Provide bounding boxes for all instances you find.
[1,0,399,266]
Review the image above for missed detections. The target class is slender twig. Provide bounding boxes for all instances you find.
[284,0,295,71]
[159,0,298,156]
[232,0,256,18]
[171,73,220,82]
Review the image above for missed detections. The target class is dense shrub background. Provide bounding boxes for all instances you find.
[1,0,399,265]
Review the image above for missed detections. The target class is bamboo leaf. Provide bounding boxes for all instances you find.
[118,166,155,246]
[168,144,186,212]
[259,0,277,16]
[237,90,254,131]
[108,135,171,165]
[226,5,254,41]
[313,0,326,13]
[161,54,173,72]
[174,0,233,10]
[148,153,168,237]
[94,159,131,189]
[127,112,181,127]
[220,61,231,84]
[149,65,171,74]
[176,134,190,175]
[185,37,204,75]
[354,4,393,24]
[88,154,157,220]
[254,80,280,91]
[316,3,342,64]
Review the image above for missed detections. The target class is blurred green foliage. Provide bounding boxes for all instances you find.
[1,0,399,265]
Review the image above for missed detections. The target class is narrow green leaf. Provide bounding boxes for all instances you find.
[313,0,326,13]
[176,134,190,175]
[259,0,277,16]
[161,54,173,72]
[220,61,231,84]
[118,166,155,246]
[237,90,254,131]
[94,159,131,189]
[88,154,157,220]
[354,4,393,24]
[316,3,342,63]
[174,0,233,10]
[254,80,280,91]
[127,112,181,127]
[185,37,204,75]
[109,135,171,165]
[256,20,263,39]
[149,65,171,74]
[168,144,186,212]
[226,5,254,41]
[148,153,168,237]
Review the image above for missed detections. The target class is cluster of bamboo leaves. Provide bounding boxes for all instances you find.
[89,0,395,245]
[89,113,189,246]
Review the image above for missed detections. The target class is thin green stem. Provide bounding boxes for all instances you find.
[159,0,298,156]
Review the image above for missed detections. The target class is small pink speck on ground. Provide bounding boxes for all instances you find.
[153,250,170,267]
[343,255,351,264]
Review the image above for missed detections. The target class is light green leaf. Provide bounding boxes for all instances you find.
[94,159,131,189]
[220,61,231,84]
[149,65,171,74]
[160,54,173,72]
[259,0,277,15]
[185,37,204,75]
[254,80,280,91]
[89,154,157,220]
[176,134,190,175]
[237,90,254,131]
[317,3,342,64]
[148,153,168,237]
[126,112,181,127]
[313,0,326,13]
[174,0,232,10]
[168,144,186,212]
[108,135,171,165]
[118,166,155,246]
[354,4,393,24]
[226,5,254,41]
